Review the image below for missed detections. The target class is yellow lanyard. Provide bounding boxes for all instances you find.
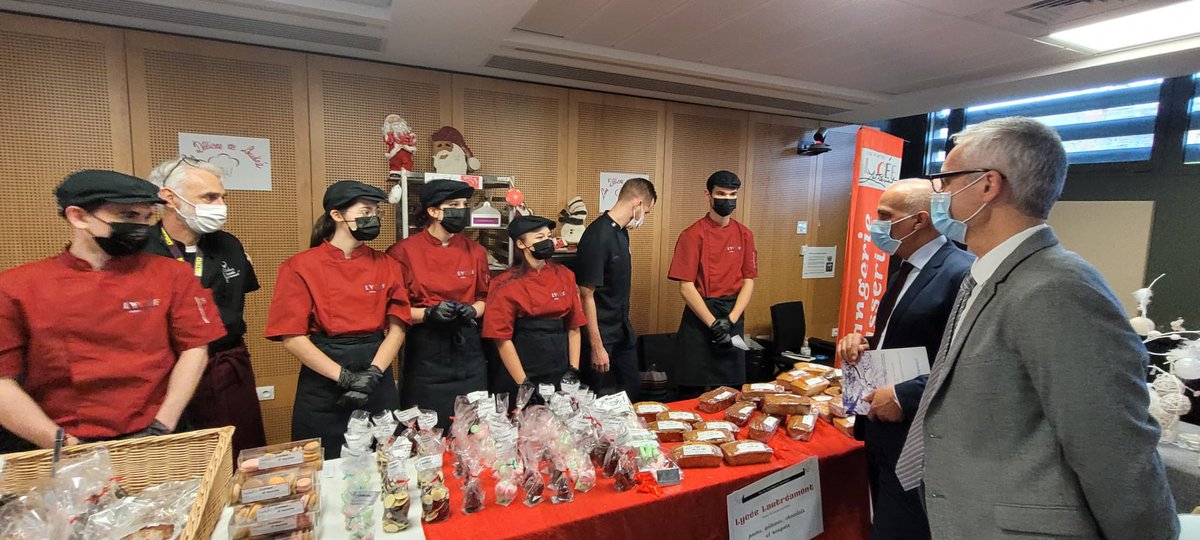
[161,228,203,278]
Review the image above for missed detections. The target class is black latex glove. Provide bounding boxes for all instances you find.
[454,302,479,326]
[338,365,384,394]
[710,318,734,347]
[127,419,172,439]
[338,390,370,409]
[427,301,460,324]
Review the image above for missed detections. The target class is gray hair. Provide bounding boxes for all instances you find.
[147,157,224,192]
[950,117,1066,219]
[889,178,933,215]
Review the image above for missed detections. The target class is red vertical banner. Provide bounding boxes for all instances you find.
[837,127,905,343]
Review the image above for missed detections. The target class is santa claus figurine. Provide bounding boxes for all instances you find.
[383,114,417,203]
[431,126,482,175]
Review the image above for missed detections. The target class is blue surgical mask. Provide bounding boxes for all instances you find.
[930,172,988,244]
[869,213,918,255]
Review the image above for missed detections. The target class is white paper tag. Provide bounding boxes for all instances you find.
[682,444,720,457]
[702,421,737,432]
[803,376,826,387]
[800,414,817,430]
[249,516,299,537]
[347,490,379,507]
[695,430,725,442]
[635,403,667,414]
[466,390,488,403]
[655,420,687,431]
[760,416,780,430]
[539,384,555,398]
[417,412,438,431]
[665,411,694,421]
[811,394,833,403]
[241,483,291,504]
[414,454,443,471]
[712,390,734,400]
[257,450,302,470]
[750,383,776,392]
[733,441,771,454]
[395,407,420,424]
[256,498,305,521]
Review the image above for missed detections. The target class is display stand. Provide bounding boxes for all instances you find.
[393,172,516,270]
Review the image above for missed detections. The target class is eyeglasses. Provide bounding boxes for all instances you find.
[923,168,1005,193]
[162,156,204,182]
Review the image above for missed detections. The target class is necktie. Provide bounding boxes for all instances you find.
[895,273,977,491]
[874,261,914,337]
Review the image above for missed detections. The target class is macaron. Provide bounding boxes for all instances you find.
[295,477,312,493]
[238,458,259,474]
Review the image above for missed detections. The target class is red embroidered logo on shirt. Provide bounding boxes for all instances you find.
[549,290,568,301]
[122,298,162,313]
[455,269,476,279]
[364,283,388,293]
[725,245,743,253]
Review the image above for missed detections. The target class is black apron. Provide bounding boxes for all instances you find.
[293,332,399,459]
[490,317,570,402]
[674,296,746,387]
[400,321,487,429]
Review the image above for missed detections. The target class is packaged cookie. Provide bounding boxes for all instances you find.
[747,414,781,442]
[833,416,855,437]
[697,386,740,413]
[787,412,818,441]
[762,394,811,416]
[671,442,723,468]
[237,439,323,475]
[789,375,831,397]
[682,429,735,445]
[724,401,758,426]
[230,467,318,505]
[645,420,692,442]
[741,382,786,401]
[231,492,319,527]
[774,369,808,385]
[693,420,739,434]
[655,410,702,425]
[226,510,317,540]
[829,398,849,418]
[794,362,833,376]
[720,440,774,466]
[633,401,669,423]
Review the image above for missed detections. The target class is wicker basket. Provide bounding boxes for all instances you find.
[0,427,233,540]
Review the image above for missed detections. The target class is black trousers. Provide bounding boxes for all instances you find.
[581,336,640,402]
[863,418,931,540]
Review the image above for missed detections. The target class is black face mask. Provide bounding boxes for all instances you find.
[712,197,737,217]
[351,216,381,241]
[93,219,153,257]
[440,207,470,234]
[528,238,556,260]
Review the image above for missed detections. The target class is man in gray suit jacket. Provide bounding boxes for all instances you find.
[895,117,1179,539]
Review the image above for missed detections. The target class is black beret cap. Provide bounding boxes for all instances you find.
[323,180,387,212]
[420,180,475,209]
[706,170,742,190]
[56,170,164,209]
[507,215,555,240]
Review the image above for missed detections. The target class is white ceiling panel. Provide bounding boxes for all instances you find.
[514,0,609,37]
[566,0,691,47]
[614,0,773,54]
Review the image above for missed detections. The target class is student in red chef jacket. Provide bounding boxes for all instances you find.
[483,216,586,402]
[0,170,224,451]
[386,180,489,428]
[667,170,758,399]
[266,180,409,458]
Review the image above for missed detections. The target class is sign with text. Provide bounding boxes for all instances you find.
[599,172,649,212]
[727,457,823,540]
[837,128,904,345]
[177,133,271,191]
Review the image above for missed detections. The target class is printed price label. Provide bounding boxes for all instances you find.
[665,411,693,420]
[346,490,379,507]
[713,390,734,400]
[249,517,299,537]
[257,450,302,470]
[256,498,305,521]
[414,454,443,471]
[761,416,780,430]
[695,431,725,442]
[655,420,687,431]
[682,444,720,457]
[734,441,771,454]
[750,383,777,392]
[395,407,420,424]
[539,384,555,398]
[804,376,827,387]
[242,484,291,504]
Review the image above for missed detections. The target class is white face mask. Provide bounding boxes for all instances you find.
[627,205,646,229]
[170,189,227,234]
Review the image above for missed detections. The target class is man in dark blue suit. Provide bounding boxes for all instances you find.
[837,179,973,540]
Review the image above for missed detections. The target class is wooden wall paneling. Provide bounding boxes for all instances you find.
[307,55,452,250]
[0,13,132,269]
[807,125,859,340]
[742,113,821,338]
[567,91,667,336]
[658,103,748,334]
[452,75,570,226]
[125,32,312,444]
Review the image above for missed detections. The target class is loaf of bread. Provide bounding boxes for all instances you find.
[833,416,855,437]
[656,410,703,424]
[683,429,735,445]
[720,440,774,466]
[829,398,849,418]
[794,362,833,376]
[672,442,724,468]
[762,394,811,416]
[787,413,818,441]
[646,420,692,442]
[634,401,669,423]
[741,382,787,400]
[775,369,808,385]
[694,420,739,434]
[789,375,831,396]
[748,413,781,442]
[823,386,842,397]
[697,386,740,412]
[825,368,844,385]
[724,401,758,426]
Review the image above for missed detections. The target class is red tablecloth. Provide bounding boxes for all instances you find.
[422,398,870,540]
